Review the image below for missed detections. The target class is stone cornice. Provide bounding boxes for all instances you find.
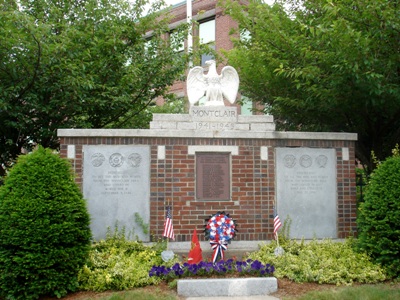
[57,128,357,141]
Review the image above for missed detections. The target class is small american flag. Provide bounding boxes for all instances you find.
[163,206,175,240]
[273,210,282,240]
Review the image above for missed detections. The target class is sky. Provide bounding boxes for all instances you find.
[162,0,275,7]
[164,0,184,5]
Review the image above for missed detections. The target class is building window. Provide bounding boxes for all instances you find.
[199,18,215,66]
[240,95,253,115]
[144,38,157,59]
[240,29,251,43]
[169,30,184,53]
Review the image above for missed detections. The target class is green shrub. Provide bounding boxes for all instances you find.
[0,147,92,299]
[78,227,178,291]
[357,153,400,277]
[249,238,386,285]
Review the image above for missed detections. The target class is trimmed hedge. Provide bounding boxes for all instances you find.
[0,147,92,299]
[357,154,400,277]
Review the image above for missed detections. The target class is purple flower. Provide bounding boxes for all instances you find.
[149,266,157,277]
[162,266,171,276]
[202,262,213,272]
[148,259,274,280]
[188,264,199,275]
[251,260,263,271]
[172,263,181,271]
[171,263,183,276]
[236,261,245,267]
[266,264,275,274]
[175,268,184,276]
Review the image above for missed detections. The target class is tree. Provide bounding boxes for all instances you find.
[222,0,400,172]
[0,0,190,176]
[0,147,92,299]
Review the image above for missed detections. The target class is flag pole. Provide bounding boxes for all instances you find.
[166,199,170,250]
[273,206,284,256]
[186,0,193,66]
[161,198,175,262]
[276,232,280,248]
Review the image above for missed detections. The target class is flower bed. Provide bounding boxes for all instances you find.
[150,259,277,297]
[149,259,275,281]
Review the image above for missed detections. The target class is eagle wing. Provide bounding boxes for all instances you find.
[187,66,207,105]
[220,66,239,104]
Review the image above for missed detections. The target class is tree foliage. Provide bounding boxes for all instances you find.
[0,0,189,176]
[222,0,400,172]
[0,147,92,299]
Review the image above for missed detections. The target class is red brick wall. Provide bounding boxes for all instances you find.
[59,136,357,241]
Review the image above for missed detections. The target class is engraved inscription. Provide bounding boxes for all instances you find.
[92,171,141,196]
[276,148,337,239]
[127,153,142,167]
[196,153,230,200]
[283,154,296,168]
[316,155,328,168]
[91,153,105,167]
[83,145,151,242]
[196,122,234,130]
[109,153,124,167]
[283,172,328,195]
[190,107,238,122]
[284,154,328,169]
[202,164,224,197]
[192,109,236,118]
[299,155,312,168]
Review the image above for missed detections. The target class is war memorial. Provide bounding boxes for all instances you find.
[58,61,357,245]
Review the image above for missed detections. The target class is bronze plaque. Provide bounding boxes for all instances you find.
[196,152,230,200]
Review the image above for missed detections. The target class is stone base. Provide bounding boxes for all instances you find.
[150,107,276,132]
[177,277,278,297]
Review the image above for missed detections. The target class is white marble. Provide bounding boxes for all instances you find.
[187,60,239,106]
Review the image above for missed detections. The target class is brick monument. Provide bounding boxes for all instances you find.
[58,105,357,242]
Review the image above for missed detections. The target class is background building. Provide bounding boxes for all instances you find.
[157,0,255,114]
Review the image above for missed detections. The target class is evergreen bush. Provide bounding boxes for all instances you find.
[0,147,92,299]
[357,153,400,277]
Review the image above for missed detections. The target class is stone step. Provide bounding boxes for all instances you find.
[177,278,278,297]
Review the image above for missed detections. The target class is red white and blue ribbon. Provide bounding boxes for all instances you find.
[210,240,228,263]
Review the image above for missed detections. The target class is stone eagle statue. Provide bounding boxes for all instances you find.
[187,60,239,106]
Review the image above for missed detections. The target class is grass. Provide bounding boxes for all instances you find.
[66,281,400,300]
[80,289,178,300]
[285,283,400,300]
[94,293,176,300]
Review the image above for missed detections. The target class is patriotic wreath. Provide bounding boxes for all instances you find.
[205,211,238,262]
